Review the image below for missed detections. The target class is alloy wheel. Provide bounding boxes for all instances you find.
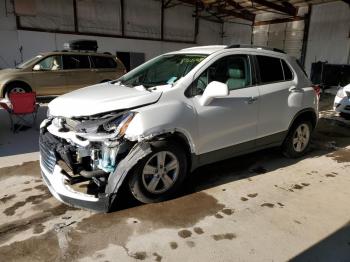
[142,151,179,194]
[292,123,310,152]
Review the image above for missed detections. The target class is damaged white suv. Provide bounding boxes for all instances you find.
[40,45,319,212]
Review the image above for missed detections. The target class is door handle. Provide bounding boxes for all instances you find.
[246,96,258,104]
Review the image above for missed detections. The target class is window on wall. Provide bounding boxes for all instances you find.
[256,56,284,84]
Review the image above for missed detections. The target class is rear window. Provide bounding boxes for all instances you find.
[91,56,117,69]
[63,55,90,69]
[281,60,293,81]
[256,55,284,84]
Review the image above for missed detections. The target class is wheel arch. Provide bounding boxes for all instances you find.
[289,108,318,131]
[151,131,193,172]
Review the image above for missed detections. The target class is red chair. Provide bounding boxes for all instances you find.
[5,92,39,133]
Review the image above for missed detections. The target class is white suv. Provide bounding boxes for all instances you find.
[40,45,319,212]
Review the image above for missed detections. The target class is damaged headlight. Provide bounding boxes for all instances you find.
[103,112,135,136]
[76,112,136,141]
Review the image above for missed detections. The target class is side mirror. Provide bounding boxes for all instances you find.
[199,81,229,106]
[33,64,41,71]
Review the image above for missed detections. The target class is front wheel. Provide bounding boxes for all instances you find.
[282,120,313,158]
[128,141,187,203]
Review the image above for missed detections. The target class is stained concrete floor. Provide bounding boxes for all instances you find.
[0,94,350,262]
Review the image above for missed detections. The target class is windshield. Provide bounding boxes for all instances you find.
[16,55,43,69]
[118,54,207,88]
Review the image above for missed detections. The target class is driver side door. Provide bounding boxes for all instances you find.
[32,55,66,96]
[190,54,259,164]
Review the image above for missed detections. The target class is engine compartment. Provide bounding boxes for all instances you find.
[40,116,134,197]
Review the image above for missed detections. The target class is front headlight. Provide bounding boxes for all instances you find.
[103,112,136,136]
[336,87,346,98]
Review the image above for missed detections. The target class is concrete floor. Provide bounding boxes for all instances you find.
[0,94,350,262]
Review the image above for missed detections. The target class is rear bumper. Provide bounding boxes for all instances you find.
[40,159,111,212]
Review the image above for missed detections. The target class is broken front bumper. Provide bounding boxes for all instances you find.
[39,131,112,212]
[40,162,111,212]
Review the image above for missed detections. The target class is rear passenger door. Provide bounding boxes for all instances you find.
[254,55,298,145]
[90,56,123,82]
[62,54,96,93]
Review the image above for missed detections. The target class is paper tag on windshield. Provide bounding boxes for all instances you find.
[167,77,177,84]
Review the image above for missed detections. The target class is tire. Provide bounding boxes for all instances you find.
[339,112,350,120]
[128,140,188,203]
[5,83,30,99]
[282,120,313,158]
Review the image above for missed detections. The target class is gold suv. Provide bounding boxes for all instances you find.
[0,51,126,97]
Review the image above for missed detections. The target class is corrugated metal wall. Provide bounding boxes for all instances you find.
[253,20,305,59]
[252,7,309,60]
[304,1,350,75]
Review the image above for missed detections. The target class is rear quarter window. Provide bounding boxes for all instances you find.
[256,55,284,84]
[91,56,117,69]
[281,60,293,81]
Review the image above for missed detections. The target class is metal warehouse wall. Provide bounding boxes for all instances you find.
[0,0,251,69]
[304,1,350,75]
[252,7,309,60]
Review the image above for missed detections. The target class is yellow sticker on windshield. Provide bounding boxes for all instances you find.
[180,57,205,64]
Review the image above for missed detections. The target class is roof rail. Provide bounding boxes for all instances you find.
[225,44,285,54]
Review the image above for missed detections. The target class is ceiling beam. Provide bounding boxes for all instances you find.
[252,0,297,16]
[216,6,255,21]
[225,0,255,19]
[177,0,255,21]
[254,16,304,26]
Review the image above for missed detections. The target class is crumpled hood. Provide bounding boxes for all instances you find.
[49,82,162,118]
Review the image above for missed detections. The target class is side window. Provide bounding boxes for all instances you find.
[281,60,293,81]
[256,55,284,84]
[35,55,62,71]
[63,55,90,69]
[91,56,117,69]
[189,55,251,96]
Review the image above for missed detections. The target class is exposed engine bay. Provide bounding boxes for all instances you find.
[39,110,151,212]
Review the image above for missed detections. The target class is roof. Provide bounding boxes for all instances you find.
[177,45,289,56]
[39,51,115,57]
[180,45,227,54]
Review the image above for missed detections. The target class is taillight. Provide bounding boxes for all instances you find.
[313,85,321,98]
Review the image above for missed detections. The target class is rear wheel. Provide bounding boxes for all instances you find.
[128,141,187,203]
[282,120,312,158]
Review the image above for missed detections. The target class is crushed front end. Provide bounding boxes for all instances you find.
[39,111,149,212]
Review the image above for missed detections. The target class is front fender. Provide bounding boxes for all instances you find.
[125,100,198,153]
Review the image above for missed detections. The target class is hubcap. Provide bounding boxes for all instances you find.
[142,151,179,194]
[292,124,310,152]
